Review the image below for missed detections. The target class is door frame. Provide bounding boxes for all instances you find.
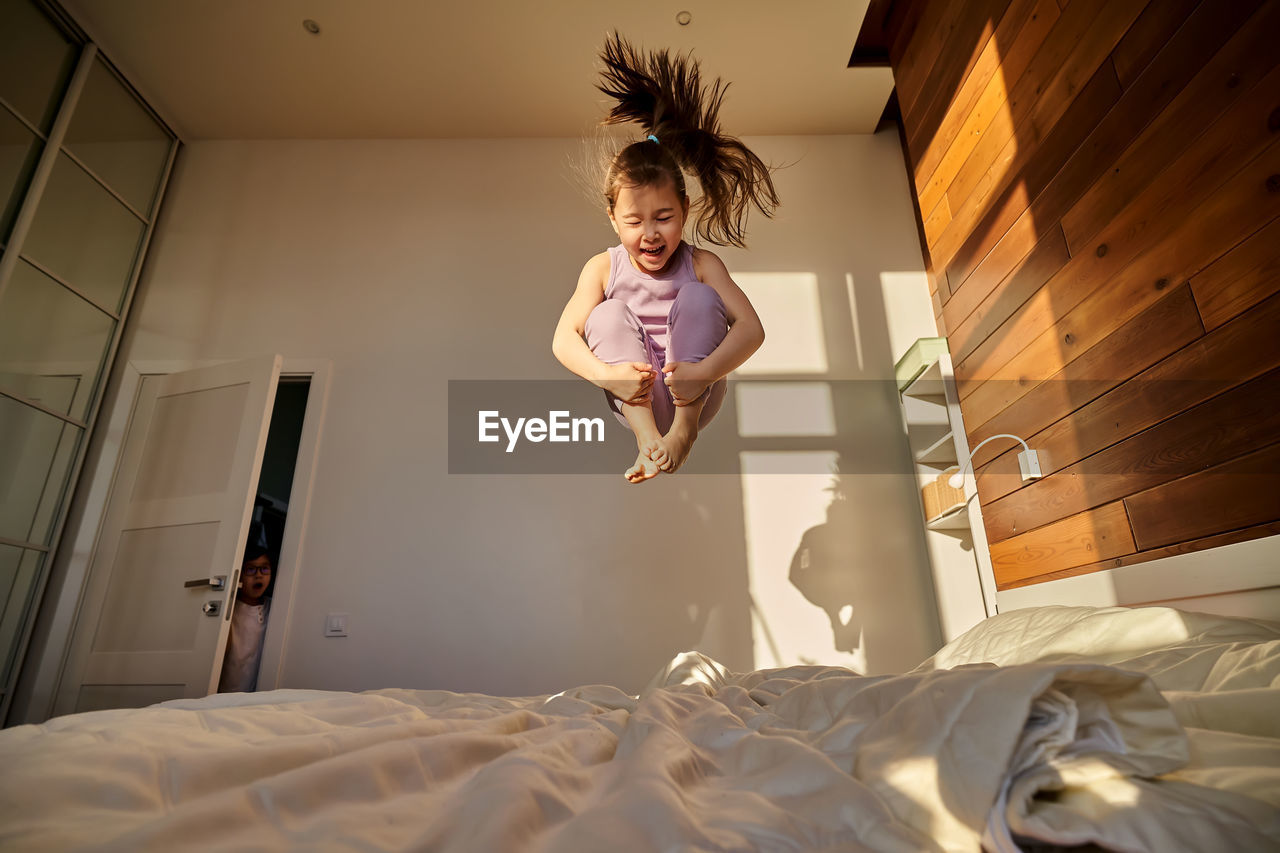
[255,360,331,693]
[14,357,330,722]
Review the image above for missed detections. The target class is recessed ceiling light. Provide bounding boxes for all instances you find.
[676,10,692,26]
[302,19,321,35]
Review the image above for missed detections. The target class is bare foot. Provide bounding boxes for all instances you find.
[640,436,669,468]
[655,425,697,473]
[624,450,662,483]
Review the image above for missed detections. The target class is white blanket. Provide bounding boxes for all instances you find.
[2,606,1277,851]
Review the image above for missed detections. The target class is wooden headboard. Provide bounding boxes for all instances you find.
[864,0,1280,592]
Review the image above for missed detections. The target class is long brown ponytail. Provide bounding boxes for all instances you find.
[597,33,779,249]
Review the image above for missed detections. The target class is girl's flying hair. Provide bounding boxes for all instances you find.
[597,33,779,248]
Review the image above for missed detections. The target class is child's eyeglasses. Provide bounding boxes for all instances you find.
[242,566,271,575]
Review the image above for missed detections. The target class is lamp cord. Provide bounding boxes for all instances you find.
[948,433,1032,486]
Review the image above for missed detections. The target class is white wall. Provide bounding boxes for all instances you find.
[53,133,941,698]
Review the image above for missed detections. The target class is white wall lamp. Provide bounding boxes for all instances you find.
[947,433,1043,490]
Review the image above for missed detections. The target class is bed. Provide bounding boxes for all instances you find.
[1,605,1277,851]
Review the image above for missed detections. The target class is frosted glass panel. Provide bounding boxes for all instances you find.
[0,0,177,715]
[22,152,145,312]
[0,545,43,690]
[0,259,115,420]
[0,0,76,134]
[0,106,43,240]
[0,395,82,545]
[64,59,171,217]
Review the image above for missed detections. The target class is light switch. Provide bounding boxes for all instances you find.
[324,612,348,637]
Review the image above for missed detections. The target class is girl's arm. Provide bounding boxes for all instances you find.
[553,252,654,402]
[689,248,765,381]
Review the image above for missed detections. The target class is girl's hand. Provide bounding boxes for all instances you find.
[662,362,713,406]
[599,362,655,404]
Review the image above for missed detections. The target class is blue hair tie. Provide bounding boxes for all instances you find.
[647,134,659,144]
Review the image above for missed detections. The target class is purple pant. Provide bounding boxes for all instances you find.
[584,282,729,434]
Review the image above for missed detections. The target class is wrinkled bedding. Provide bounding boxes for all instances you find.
[1,606,1277,851]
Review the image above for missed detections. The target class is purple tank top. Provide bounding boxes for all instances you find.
[605,242,699,356]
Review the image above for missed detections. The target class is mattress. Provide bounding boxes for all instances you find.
[1,605,1277,851]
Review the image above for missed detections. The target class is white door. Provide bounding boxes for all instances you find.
[55,355,281,714]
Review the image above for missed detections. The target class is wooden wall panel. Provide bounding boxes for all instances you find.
[975,289,1280,501]
[1126,442,1280,549]
[935,58,1120,294]
[880,0,1280,588]
[968,283,1205,467]
[955,84,1280,392]
[914,0,1062,225]
[989,501,1134,582]
[937,0,1262,303]
[958,135,1280,430]
[999,520,1280,589]
[1109,0,1202,87]
[1190,213,1280,330]
[896,0,1012,124]
[944,2,1142,221]
[1060,16,1280,253]
[981,368,1280,542]
[944,228,1068,363]
[905,0,1049,173]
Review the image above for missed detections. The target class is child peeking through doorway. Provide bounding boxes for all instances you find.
[218,525,273,693]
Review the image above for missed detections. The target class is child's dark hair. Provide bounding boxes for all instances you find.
[597,33,779,249]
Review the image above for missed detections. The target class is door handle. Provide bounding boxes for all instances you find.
[184,575,227,590]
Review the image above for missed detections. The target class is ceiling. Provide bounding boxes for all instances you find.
[61,0,893,140]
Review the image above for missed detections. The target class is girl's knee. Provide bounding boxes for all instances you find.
[586,299,651,364]
[586,299,642,345]
[586,298,632,330]
[669,284,728,357]
[674,281,725,312]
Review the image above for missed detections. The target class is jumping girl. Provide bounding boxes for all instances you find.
[552,34,779,483]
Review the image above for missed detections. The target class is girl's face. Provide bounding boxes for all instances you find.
[608,180,689,274]
[240,555,272,601]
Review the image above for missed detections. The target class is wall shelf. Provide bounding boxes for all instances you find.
[895,344,1000,641]
[915,431,958,466]
[926,505,969,530]
[901,359,945,400]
